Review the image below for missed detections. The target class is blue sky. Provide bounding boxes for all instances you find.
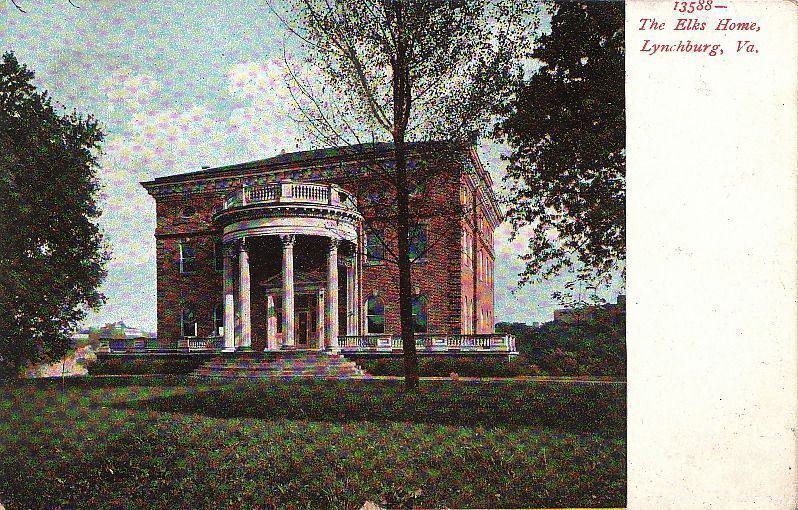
[2,1,623,332]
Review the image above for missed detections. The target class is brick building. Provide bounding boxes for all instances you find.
[553,295,626,325]
[141,143,515,356]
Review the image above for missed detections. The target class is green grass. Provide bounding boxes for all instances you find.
[0,377,625,509]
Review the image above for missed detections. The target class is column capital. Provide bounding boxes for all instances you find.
[327,237,341,252]
[237,237,249,252]
[279,234,296,247]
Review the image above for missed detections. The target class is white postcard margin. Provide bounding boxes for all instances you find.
[627,1,798,508]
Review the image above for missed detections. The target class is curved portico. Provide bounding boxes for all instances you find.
[215,180,363,353]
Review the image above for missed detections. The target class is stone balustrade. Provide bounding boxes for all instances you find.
[182,337,224,351]
[338,333,517,355]
[101,333,515,355]
[221,181,358,212]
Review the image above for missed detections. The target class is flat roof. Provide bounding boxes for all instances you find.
[141,141,457,186]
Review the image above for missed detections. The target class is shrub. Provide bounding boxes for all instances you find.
[88,356,206,376]
[355,356,533,378]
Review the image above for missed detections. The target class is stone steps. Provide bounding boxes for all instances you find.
[190,352,366,379]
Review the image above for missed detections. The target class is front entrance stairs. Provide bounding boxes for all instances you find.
[190,351,366,379]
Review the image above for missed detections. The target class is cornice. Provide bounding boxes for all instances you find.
[141,145,502,229]
[215,203,363,227]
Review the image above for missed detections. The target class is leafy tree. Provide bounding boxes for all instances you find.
[0,52,108,378]
[495,1,625,287]
[274,0,538,390]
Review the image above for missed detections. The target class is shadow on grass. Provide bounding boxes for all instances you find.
[5,374,193,389]
[116,378,625,434]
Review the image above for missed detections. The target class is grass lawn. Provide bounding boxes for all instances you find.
[0,377,625,509]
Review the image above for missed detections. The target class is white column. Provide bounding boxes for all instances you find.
[346,258,356,336]
[222,242,236,352]
[317,288,326,350]
[266,293,278,351]
[326,238,340,352]
[354,232,362,336]
[238,238,252,350]
[280,234,296,348]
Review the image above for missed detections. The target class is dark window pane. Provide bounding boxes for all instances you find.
[214,242,224,271]
[213,304,224,335]
[408,225,427,260]
[367,297,385,334]
[367,297,384,315]
[412,296,428,333]
[366,231,384,262]
[368,316,385,334]
[180,243,197,274]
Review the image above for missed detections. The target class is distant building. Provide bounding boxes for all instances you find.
[553,294,626,325]
[90,321,157,353]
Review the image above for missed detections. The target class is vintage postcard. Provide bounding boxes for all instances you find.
[1,0,795,509]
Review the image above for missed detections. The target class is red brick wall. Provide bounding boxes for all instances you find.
[148,155,495,344]
[154,192,226,347]
[459,173,496,335]
[332,166,464,336]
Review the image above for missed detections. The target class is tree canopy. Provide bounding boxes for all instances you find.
[0,52,108,377]
[495,1,625,287]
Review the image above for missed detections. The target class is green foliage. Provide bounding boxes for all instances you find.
[88,355,209,376]
[497,310,626,377]
[0,52,108,377]
[358,355,534,378]
[0,378,625,508]
[495,2,625,284]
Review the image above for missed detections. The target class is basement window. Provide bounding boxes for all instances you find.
[181,308,197,338]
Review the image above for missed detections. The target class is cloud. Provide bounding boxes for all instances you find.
[228,60,293,110]
[94,72,240,297]
[227,60,303,157]
[100,69,162,112]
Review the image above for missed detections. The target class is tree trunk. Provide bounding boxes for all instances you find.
[395,138,419,391]
[391,1,418,392]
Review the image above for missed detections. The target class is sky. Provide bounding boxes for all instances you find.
[1,0,623,332]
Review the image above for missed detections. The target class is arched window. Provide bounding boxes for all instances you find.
[181,308,197,338]
[412,295,428,333]
[366,296,385,334]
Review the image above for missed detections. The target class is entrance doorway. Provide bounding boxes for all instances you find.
[295,294,318,348]
[296,310,313,347]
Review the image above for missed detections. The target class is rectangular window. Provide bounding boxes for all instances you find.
[412,296,428,333]
[463,230,472,265]
[181,309,197,337]
[408,224,428,261]
[213,303,224,336]
[366,230,385,263]
[179,243,197,274]
[214,241,224,272]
